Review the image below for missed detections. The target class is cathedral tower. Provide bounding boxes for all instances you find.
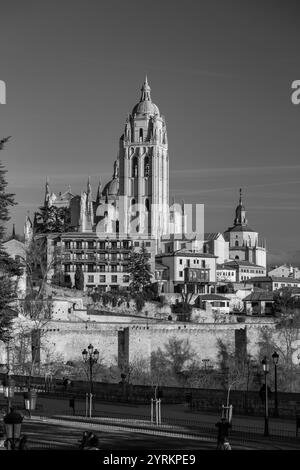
[118,77,169,245]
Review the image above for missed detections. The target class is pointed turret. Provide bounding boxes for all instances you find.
[96,179,102,205]
[86,176,93,204]
[234,188,247,225]
[140,75,151,101]
[44,177,50,207]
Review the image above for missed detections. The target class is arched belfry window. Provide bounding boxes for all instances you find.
[145,198,150,211]
[144,156,150,177]
[131,198,136,206]
[139,128,143,142]
[235,255,239,260]
[235,240,239,247]
[132,157,138,177]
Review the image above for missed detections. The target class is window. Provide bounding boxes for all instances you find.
[179,259,183,265]
[99,275,106,283]
[202,260,205,268]
[88,275,94,283]
[111,241,117,249]
[111,275,117,283]
[145,241,151,247]
[99,265,106,272]
[134,242,139,247]
[144,156,150,176]
[193,260,196,264]
[64,264,71,273]
[132,157,138,177]
[88,241,94,249]
[111,265,117,272]
[179,271,183,277]
[65,241,71,249]
[123,241,129,249]
[187,260,190,267]
[77,242,82,249]
[235,241,239,247]
[99,241,105,249]
[139,128,143,142]
[145,198,150,211]
[123,275,129,283]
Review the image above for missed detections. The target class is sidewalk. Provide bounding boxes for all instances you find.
[9,393,300,439]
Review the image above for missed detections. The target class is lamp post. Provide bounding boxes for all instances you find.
[272,351,279,418]
[82,344,99,417]
[261,356,270,436]
[3,377,15,413]
[3,409,23,450]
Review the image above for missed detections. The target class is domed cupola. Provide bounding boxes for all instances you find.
[132,76,160,117]
[102,160,119,199]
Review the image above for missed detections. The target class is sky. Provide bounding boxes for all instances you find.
[0,0,300,266]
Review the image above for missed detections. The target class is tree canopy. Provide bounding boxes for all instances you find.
[0,137,22,341]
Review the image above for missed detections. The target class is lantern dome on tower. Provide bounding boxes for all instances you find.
[131,76,160,117]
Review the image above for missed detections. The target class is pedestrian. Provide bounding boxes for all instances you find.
[215,417,232,450]
[0,433,6,450]
[79,431,89,449]
[18,435,29,450]
[69,397,76,415]
[87,432,99,450]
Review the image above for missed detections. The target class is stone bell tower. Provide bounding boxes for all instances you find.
[118,77,169,248]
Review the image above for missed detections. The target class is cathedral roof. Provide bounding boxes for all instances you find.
[102,178,119,197]
[102,160,119,197]
[132,76,160,117]
[225,224,257,233]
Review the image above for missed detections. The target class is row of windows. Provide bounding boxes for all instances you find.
[179,259,206,268]
[87,275,130,284]
[240,269,264,274]
[63,253,130,261]
[274,282,300,288]
[218,272,235,277]
[64,264,129,273]
[64,240,152,250]
[64,240,132,250]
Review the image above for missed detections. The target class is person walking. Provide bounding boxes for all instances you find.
[215,417,232,450]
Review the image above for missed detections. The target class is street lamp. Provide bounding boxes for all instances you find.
[272,351,279,418]
[82,344,99,417]
[261,356,270,436]
[2,377,15,412]
[3,408,23,450]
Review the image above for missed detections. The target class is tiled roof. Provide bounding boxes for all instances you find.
[155,262,168,271]
[204,232,222,241]
[159,250,216,258]
[223,260,265,269]
[271,276,300,284]
[243,291,274,302]
[244,276,272,283]
[225,224,257,233]
[198,294,230,301]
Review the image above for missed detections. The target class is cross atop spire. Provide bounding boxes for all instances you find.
[140,75,151,102]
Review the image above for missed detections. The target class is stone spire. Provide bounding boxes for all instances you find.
[140,75,151,102]
[44,177,50,206]
[96,179,102,205]
[234,188,247,226]
[87,176,92,203]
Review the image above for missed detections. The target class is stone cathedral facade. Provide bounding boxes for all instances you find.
[24,78,267,291]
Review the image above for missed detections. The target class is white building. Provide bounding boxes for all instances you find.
[268,264,300,279]
[224,189,267,268]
